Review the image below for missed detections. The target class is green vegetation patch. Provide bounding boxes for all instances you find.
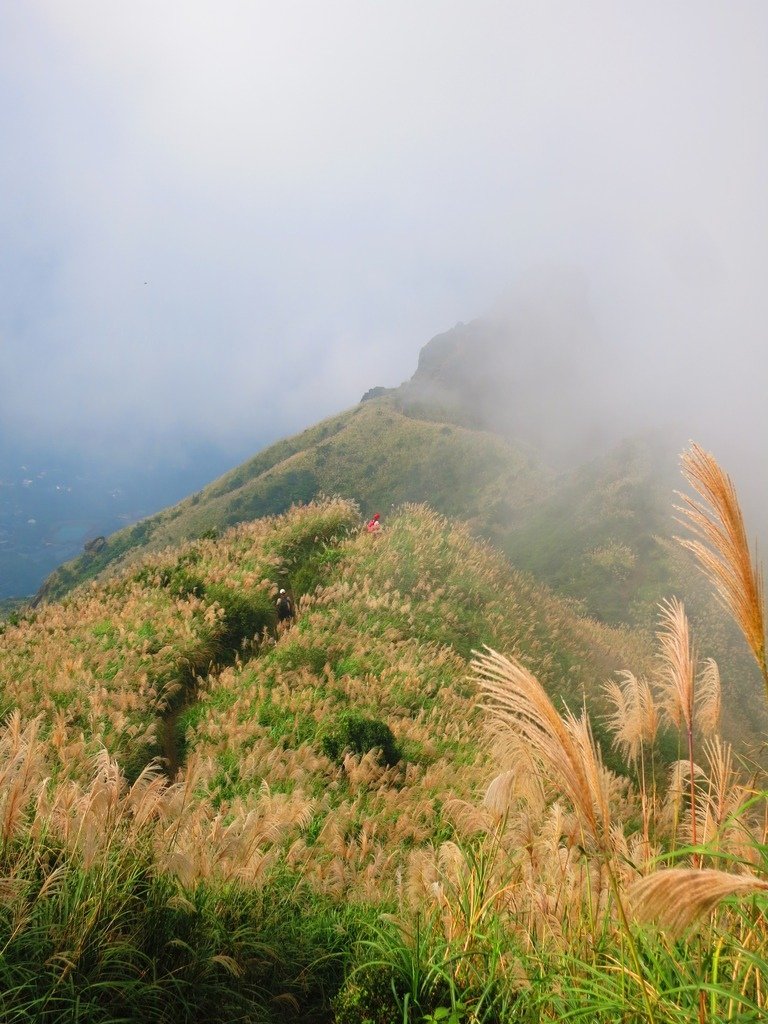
[0,835,365,1024]
[319,710,401,767]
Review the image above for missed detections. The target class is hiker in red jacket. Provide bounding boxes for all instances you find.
[366,513,381,535]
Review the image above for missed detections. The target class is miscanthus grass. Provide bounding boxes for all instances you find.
[0,461,766,1021]
[336,450,768,1024]
[0,732,363,1022]
[676,442,767,694]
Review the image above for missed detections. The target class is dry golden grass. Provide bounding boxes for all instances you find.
[473,647,612,853]
[677,442,767,691]
[629,868,768,935]
[603,669,658,762]
[657,597,696,734]
[696,657,722,736]
[468,566,767,951]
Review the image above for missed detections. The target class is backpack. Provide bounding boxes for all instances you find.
[276,594,293,619]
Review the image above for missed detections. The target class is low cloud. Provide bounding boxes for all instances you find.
[0,2,765,517]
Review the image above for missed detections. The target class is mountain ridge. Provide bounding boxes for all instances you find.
[25,316,766,756]
[34,395,550,603]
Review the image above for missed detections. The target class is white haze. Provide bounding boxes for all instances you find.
[0,2,766,522]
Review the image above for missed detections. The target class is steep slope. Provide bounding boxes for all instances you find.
[30,314,764,739]
[0,501,675,881]
[37,398,550,602]
[502,435,679,625]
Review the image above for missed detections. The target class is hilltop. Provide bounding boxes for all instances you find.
[36,396,551,602]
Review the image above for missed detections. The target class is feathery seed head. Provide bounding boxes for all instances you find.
[629,867,768,935]
[677,442,767,691]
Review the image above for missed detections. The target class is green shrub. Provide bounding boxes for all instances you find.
[320,711,401,767]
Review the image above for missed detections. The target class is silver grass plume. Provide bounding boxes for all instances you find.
[676,443,767,694]
[629,868,768,936]
[473,647,611,852]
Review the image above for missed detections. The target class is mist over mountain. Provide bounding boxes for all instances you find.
[3,3,767,605]
[388,276,768,562]
[3,8,768,1018]
[3,4,767,508]
[397,274,766,510]
[395,279,618,466]
[5,273,766,605]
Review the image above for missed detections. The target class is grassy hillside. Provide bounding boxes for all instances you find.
[35,402,761,745]
[36,398,550,603]
[1,499,767,1021]
[0,500,640,1020]
[1,500,654,792]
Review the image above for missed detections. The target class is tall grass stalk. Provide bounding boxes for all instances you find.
[677,442,767,694]
[657,599,700,863]
[473,646,659,1024]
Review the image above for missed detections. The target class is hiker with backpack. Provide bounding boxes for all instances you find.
[276,588,295,628]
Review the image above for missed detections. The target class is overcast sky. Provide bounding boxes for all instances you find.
[1,2,767,498]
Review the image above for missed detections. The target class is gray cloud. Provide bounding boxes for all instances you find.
[1,2,766,517]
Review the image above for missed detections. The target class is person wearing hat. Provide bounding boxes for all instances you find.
[276,588,295,625]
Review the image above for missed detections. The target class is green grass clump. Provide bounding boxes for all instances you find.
[334,901,517,1024]
[320,710,401,767]
[0,836,363,1024]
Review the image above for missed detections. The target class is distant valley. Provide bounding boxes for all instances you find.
[0,445,255,600]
